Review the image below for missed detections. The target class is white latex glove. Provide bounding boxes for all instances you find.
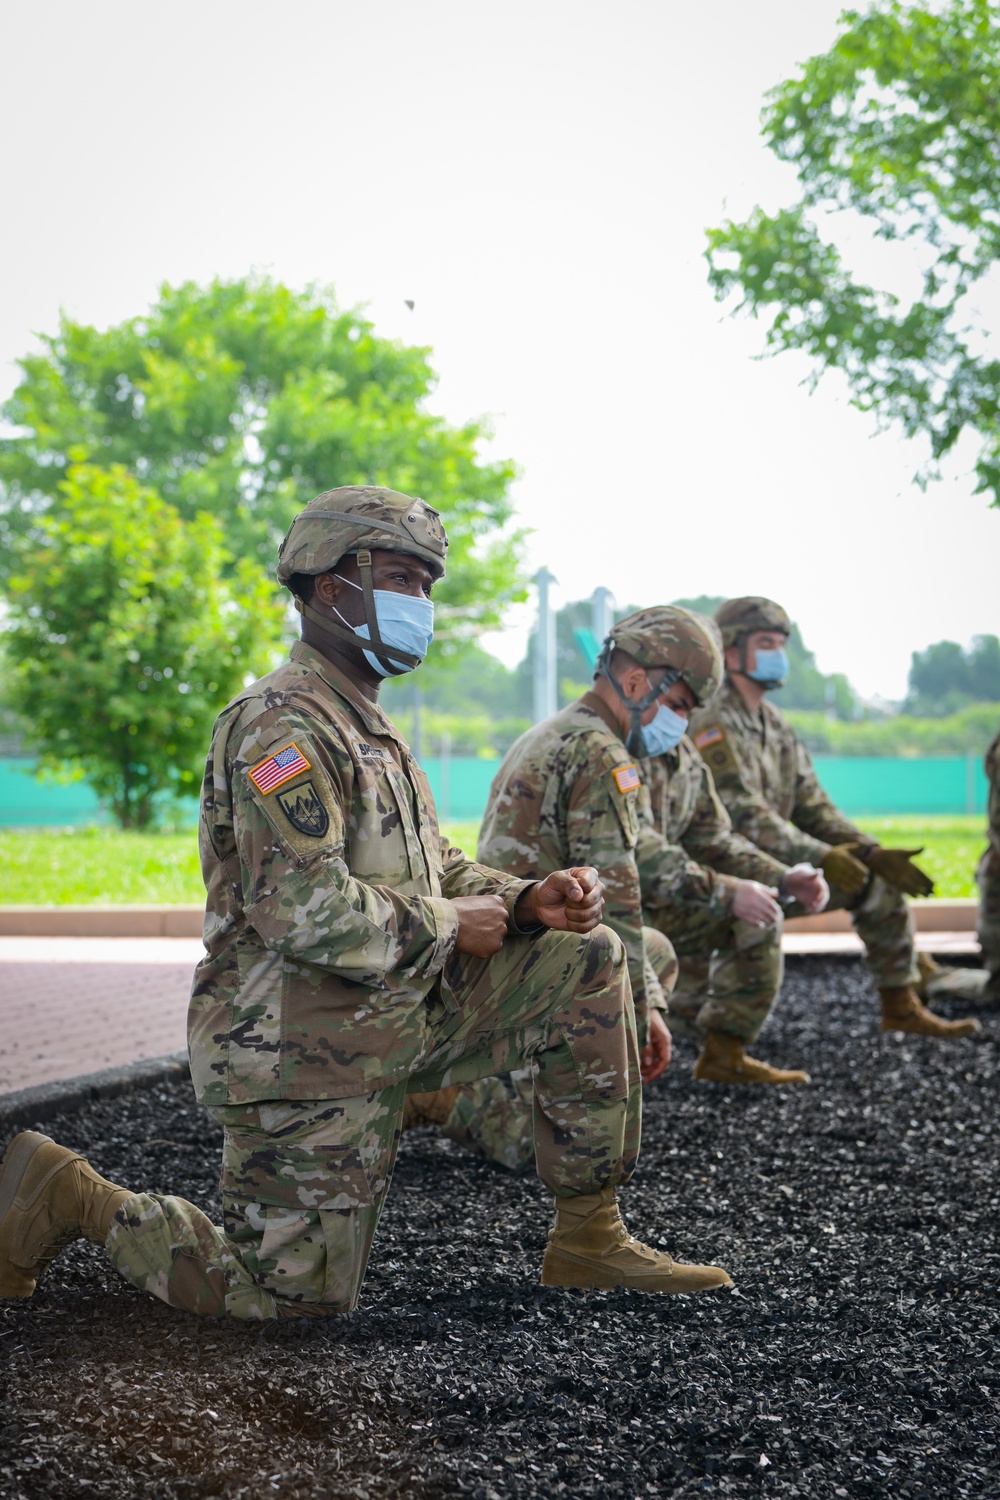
[779,862,829,914]
[731,879,782,928]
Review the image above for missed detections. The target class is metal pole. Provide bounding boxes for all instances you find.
[965,748,977,815]
[591,586,614,647]
[440,730,451,823]
[533,567,558,722]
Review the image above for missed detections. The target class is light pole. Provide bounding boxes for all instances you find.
[533,567,558,723]
[591,586,615,650]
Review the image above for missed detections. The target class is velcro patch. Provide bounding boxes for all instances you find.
[248,742,311,794]
[276,780,330,838]
[693,726,724,750]
[613,764,640,794]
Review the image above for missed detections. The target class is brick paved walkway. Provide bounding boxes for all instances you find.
[0,937,202,1095]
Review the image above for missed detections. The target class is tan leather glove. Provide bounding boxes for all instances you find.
[865,845,935,898]
[821,843,870,895]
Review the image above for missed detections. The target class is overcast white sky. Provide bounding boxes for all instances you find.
[1,0,997,700]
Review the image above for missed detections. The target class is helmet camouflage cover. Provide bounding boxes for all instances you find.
[276,486,448,589]
[715,596,791,649]
[609,605,724,707]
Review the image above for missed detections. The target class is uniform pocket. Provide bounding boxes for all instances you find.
[221,1140,375,1212]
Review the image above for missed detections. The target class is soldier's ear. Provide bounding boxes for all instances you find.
[313,573,337,605]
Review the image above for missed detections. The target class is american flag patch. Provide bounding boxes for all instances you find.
[694,726,724,750]
[248,743,311,794]
[613,764,640,794]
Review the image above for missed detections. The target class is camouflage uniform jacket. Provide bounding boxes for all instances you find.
[635,737,787,904]
[477,694,683,1020]
[986,731,1000,856]
[189,641,530,1107]
[687,678,872,867]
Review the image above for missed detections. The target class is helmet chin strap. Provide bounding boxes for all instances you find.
[295,548,420,676]
[595,638,678,757]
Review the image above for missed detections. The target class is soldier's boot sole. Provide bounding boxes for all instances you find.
[693,1060,810,1085]
[879,1012,980,1040]
[540,1245,733,1294]
[0,1131,131,1298]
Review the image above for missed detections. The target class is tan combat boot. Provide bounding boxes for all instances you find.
[916,951,992,1004]
[540,1187,733,1294]
[0,1132,133,1298]
[693,1030,810,1085]
[400,1085,461,1132]
[879,986,980,1040]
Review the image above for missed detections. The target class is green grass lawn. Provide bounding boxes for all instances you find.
[853,816,983,899]
[0,816,984,905]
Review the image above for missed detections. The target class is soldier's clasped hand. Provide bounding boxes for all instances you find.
[731,879,783,928]
[778,863,829,914]
[519,867,607,934]
[865,845,935,898]
[452,894,512,957]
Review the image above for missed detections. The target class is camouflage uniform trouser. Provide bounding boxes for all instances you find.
[104,925,639,1321]
[825,873,919,989]
[643,903,784,1045]
[441,927,676,1176]
[976,847,1000,977]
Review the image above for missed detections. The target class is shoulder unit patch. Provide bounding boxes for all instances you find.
[276,780,330,838]
[248,742,311,794]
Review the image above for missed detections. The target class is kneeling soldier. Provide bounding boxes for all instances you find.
[689,596,979,1042]
[412,607,816,1177]
[0,490,733,1316]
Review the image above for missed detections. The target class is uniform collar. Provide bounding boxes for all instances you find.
[289,641,406,742]
[723,674,771,737]
[578,691,627,744]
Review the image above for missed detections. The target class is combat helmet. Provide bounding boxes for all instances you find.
[715,596,791,649]
[277,486,448,675]
[715,596,791,685]
[596,605,723,756]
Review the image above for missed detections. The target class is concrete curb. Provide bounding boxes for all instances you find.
[0,1051,191,1129]
[0,906,204,937]
[0,897,981,938]
[785,897,977,935]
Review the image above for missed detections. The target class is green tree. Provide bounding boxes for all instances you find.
[905,632,1000,713]
[3,464,285,828]
[705,0,1000,504]
[0,276,524,656]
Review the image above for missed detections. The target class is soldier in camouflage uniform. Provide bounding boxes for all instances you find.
[418,605,820,1175]
[0,489,734,1314]
[636,730,828,1084]
[977,729,1000,1000]
[688,597,978,1042]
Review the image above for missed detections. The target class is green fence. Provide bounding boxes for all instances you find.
[0,754,989,828]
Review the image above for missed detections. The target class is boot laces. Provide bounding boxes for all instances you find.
[31,1225,78,1271]
[611,1212,662,1263]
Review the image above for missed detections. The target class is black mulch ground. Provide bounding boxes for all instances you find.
[1,955,997,1500]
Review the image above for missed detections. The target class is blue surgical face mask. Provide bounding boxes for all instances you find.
[640,702,688,757]
[748,646,789,687]
[332,575,434,676]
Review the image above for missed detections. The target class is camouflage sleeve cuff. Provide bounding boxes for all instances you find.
[416,896,462,976]
[506,881,546,935]
[800,835,833,865]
